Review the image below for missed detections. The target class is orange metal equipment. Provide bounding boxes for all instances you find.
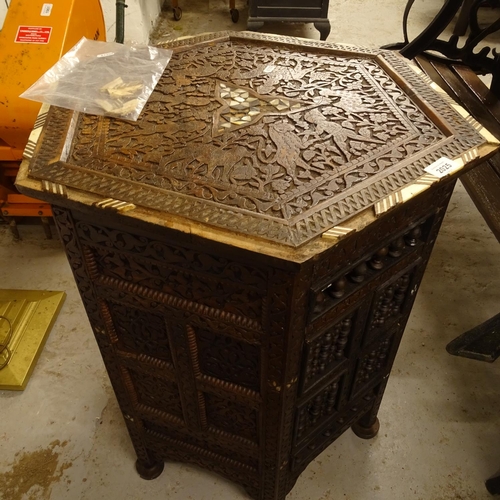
[0,0,105,237]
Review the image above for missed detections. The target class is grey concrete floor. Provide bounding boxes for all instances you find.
[2,1,500,499]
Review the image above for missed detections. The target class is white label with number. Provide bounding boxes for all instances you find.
[424,157,457,178]
[41,3,53,16]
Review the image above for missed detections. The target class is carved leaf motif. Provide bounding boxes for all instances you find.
[264,143,275,158]
[303,150,315,161]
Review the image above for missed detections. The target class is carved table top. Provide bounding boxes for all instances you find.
[18,32,499,248]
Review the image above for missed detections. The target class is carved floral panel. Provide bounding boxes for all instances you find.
[127,368,184,418]
[107,301,173,362]
[204,393,259,442]
[196,328,261,392]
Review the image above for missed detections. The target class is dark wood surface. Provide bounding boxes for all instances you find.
[15,32,500,500]
[50,179,455,500]
[247,0,331,40]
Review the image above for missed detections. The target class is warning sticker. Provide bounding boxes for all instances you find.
[15,26,52,44]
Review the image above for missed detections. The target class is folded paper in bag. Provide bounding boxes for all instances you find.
[20,37,173,121]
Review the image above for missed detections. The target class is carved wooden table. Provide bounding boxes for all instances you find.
[16,32,499,500]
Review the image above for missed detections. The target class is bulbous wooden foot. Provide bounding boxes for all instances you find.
[352,417,380,439]
[135,458,164,480]
[486,471,500,495]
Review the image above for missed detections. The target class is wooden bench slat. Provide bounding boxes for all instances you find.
[461,156,500,243]
[452,64,500,127]
[430,60,500,136]
[415,57,500,138]
[488,151,500,177]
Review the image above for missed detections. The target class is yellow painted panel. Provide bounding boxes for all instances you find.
[0,0,105,159]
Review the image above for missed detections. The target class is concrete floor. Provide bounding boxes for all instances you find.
[2,1,500,499]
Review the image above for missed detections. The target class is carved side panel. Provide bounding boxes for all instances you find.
[106,301,173,362]
[54,209,272,490]
[196,328,261,392]
[125,368,184,419]
[311,182,455,284]
[311,217,430,321]
[291,387,378,474]
[204,393,259,443]
[77,221,268,326]
[52,207,159,469]
[365,271,412,343]
[370,274,411,330]
[143,420,259,469]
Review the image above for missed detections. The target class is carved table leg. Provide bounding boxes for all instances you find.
[244,484,261,500]
[352,379,388,439]
[314,20,331,41]
[352,416,381,439]
[135,457,165,480]
[486,468,500,495]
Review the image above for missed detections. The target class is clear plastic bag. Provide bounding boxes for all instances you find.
[20,37,172,121]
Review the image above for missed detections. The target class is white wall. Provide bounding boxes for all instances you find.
[0,1,8,31]
[101,0,163,44]
[0,0,163,44]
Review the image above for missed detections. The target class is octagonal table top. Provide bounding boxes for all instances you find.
[18,31,499,248]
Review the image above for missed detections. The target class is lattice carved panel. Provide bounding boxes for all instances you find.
[204,393,259,443]
[126,368,184,419]
[106,301,173,362]
[292,388,377,473]
[143,420,259,469]
[77,223,267,325]
[196,328,261,392]
[311,219,428,321]
[369,273,411,331]
[351,334,394,398]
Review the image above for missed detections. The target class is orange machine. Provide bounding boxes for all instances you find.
[0,0,105,237]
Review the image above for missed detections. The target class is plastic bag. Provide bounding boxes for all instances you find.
[20,37,172,121]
